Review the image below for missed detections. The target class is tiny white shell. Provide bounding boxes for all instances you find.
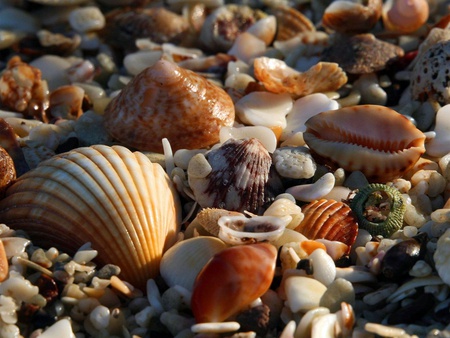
[286,172,336,202]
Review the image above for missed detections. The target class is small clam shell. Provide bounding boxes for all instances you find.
[0,145,181,290]
[191,243,277,323]
[253,57,347,99]
[268,6,315,41]
[160,236,228,291]
[293,199,359,253]
[104,59,235,153]
[188,138,283,214]
[303,105,426,183]
[322,0,382,33]
[217,214,290,245]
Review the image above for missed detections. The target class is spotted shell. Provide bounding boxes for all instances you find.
[303,105,426,183]
[293,199,358,253]
[191,242,277,323]
[103,59,235,153]
[187,138,284,214]
[0,145,181,290]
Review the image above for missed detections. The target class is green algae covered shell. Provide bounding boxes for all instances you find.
[350,183,406,238]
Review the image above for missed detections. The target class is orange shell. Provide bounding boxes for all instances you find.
[382,0,429,33]
[293,199,358,253]
[191,243,277,323]
[103,59,235,153]
[303,105,426,183]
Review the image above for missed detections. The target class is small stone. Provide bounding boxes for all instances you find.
[96,264,121,280]
[319,278,355,312]
[235,304,271,336]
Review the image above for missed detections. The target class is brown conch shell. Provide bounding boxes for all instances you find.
[103,59,235,153]
[0,145,181,290]
[187,138,284,214]
[293,199,358,253]
[303,105,426,183]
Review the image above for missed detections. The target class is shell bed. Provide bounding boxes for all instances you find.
[0,0,450,337]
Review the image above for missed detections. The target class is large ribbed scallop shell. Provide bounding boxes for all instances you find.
[303,105,426,183]
[293,199,358,253]
[103,59,235,153]
[0,145,181,290]
[188,138,283,214]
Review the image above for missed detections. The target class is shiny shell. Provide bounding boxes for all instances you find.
[268,6,315,41]
[0,145,181,290]
[322,0,382,33]
[160,236,228,291]
[187,138,283,214]
[103,59,235,153]
[382,0,429,33]
[303,105,426,183]
[321,33,404,74]
[253,57,347,99]
[293,199,358,253]
[191,242,277,323]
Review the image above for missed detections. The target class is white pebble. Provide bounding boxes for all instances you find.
[309,248,336,286]
[39,319,75,338]
[284,276,327,313]
[69,6,105,33]
[286,172,335,202]
[191,321,240,333]
[89,305,110,330]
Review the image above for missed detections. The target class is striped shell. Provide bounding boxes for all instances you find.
[293,199,358,253]
[303,105,426,183]
[0,145,181,290]
[103,59,235,153]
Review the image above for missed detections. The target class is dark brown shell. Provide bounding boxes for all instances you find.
[293,199,358,253]
[321,33,404,74]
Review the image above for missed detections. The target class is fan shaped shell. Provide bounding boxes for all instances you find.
[0,145,181,290]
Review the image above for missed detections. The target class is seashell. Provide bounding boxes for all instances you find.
[0,56,49,120]
[253,57,347,99]
[0,118,29,176]
[263,196,304,229]
[284,276,327,313]
[0,145,181,290]
[411,40,450,105]
[191,242,277,323]
[228,32,267,64]
[101,7,190,51]
[188,138,284,214]
[382,0,429,34]
[217,214,290,245]
[286,172,336,202]
[309,248,336,286]
[0,146,16,198]
[0,239,8,282]
[246,15,277,46]
[322,0,382,33]
[267,6,315,42]
[194,208,245,237]
[160,236,228,291]
[303,105,426,183]
[199,4,266,53]
[293,199,358,253]
[350,183,407,238]
[103,59,235,153]
[46,85,85,122]
[220,125,278,153]
[321,33,404,74]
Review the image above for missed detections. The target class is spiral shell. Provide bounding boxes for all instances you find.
[303,105,426,183]
[103,59,235,153]
[0,145,181,289]
[293,199,358,253]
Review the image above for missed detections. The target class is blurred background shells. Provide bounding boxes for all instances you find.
[103,59,235,153]
[0,145,182,290]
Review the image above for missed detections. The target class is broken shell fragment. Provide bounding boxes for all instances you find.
[191,242,277,323]
[293,199,359,253]
[103,59,235,153]
[303,105,426,183]
[0,145,181,290]
[217,214,290,245]
[188,138,283,214]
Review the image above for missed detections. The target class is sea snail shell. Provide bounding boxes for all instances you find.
[382,0,429,33]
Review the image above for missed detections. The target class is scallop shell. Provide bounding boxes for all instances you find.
[0,145,181,290]
[303,105,426,183]
[191,242,277,323]
[253,57,347,99]
[103,59,235,153]
[293,199,358,253]
[187,138,284,214]
[267,6,315,41]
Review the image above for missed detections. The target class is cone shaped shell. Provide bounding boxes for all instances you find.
[303,105,426,183]
[0,145,181,290]
[103,60,235,153]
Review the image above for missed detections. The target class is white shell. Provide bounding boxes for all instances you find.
[160,236,228,291]
[0,145,181,290]
[286,172,336,202]
[284,276,327,313]
[309,248,336,286]
[425,104,450,158]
